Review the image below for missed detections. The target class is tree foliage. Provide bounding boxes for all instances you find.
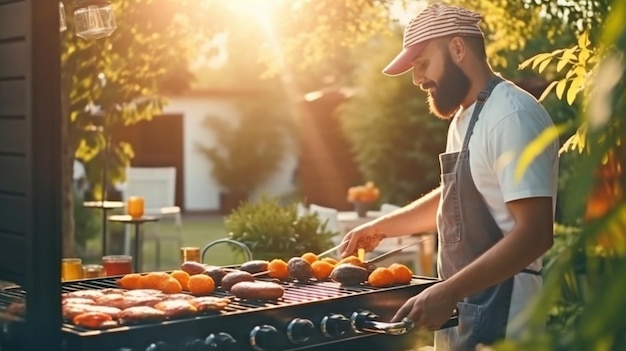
[487,0,626,350]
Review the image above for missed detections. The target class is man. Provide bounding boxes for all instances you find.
[339,3,559,350]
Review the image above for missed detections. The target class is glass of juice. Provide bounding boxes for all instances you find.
[180,247,201,265]
[102,255,133,276]
[61,258,84,281]
[126,196,144,218]
[83,264,106,278]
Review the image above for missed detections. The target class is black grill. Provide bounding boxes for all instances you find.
[1,275,455,351]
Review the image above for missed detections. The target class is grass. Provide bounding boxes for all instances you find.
[84,213,249,272]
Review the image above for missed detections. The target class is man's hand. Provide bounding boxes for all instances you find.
[339,223,386,257]
[391,281,458,330]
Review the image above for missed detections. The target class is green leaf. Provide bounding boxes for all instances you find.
[566,76,585,105]
[556,79,568,100]
[531,53,554,69]
[557,54,572,72]
[577,31,590,49]
[578,47,591,65]
[538,57,552,73]
[538,80,558,102]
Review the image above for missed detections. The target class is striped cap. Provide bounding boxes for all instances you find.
[383,3,484,76]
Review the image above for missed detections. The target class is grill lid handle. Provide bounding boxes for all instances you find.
[350,310,414,336]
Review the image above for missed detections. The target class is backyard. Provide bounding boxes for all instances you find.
[84,213,246,271]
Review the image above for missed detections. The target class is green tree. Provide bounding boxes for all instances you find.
[60,0,224,256]
[488,1,626,350]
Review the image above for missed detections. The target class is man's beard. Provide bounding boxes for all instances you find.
[424,53,471,120]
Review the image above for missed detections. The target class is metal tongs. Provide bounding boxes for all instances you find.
[317,235,431,263]
[365,236,431,264]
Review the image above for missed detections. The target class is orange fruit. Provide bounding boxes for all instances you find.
[170,270,191,291]
[187,274,215,296]
[267,259,289,280]
[311,260,334,281]
[117,273,143,290]
[140,272,171,290]
[367,267,395,287]
[388,263,413,284]
[158,277,183,294]
[321,257,338,265]
[301,252,319,264]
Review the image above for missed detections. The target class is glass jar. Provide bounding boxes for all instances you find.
[102,255,133,276]
[61,258,84,280]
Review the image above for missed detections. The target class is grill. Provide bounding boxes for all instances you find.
[0,274,457,351]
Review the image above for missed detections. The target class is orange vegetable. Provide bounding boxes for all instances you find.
[367,267,395,287]
[188,274,216,296]
[388,263,413,284]
[311,260,334,281]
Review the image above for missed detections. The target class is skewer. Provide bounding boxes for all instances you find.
[317,241,348,258]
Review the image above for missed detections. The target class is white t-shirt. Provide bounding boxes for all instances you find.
[445,80,559,338]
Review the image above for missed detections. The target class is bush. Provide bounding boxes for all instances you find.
[225,196,337,260]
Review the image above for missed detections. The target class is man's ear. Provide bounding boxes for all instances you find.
[448,37,466,63]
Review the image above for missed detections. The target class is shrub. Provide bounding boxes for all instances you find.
[225,196,337,260]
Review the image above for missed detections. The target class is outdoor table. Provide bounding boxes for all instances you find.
[83,200,125,256]
[107,214,159,272]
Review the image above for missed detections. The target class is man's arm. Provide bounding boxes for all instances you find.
[391,196,553,328]
[372,186,442,238]
[340,186,441,257]
[443,196,554,300]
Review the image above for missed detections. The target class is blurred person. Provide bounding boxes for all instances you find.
[339,3,559,350]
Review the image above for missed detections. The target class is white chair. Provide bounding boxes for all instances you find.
[121,167,183,270]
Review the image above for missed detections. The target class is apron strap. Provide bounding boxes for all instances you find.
[461,76,504,150]
[520,268,542,276]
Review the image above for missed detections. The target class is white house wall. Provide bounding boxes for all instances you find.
[163,96,297,211]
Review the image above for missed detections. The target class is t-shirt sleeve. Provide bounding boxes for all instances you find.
[488,109,558,202]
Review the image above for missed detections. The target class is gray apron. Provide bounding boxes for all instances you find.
[434,77,539,350]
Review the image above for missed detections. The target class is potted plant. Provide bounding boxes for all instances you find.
[197,107,293,214]
[225,196,338,261]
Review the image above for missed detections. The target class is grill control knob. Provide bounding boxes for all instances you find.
[249,325,284,351]
[145,341,175,351]
[287,318,315,343]
[205,332,238,351]
[320,314,351,338]
[181,338,210,351]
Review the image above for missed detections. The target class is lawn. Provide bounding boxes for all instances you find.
[85,213,249,272]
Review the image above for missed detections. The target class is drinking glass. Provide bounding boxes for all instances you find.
[102,255,133,276]
[126,196,144,218]
[82,264,105,278]
[61,258,83,280]
[180,247,201,265]
[73,0,117,40]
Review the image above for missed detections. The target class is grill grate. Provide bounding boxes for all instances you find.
[1,275,437,317]
[1,275,445,351]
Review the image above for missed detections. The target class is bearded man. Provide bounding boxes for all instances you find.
[339,3,559,350]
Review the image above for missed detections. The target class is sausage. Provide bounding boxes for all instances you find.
[287,257,313,282]
[239,260,269,275]
[203,266,227,286]
[230,281,284,300]
[181,261,208,275]
[220,271,255,291]
[72,311,114,329]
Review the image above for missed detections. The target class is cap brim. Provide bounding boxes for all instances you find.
[382,42,427,76]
